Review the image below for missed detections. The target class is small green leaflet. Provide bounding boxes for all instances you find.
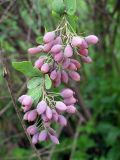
[27,77,42,89]
[64,0,76,15]
[52,0,65,15]
[12,61,41,77]
[28,86,42,105]
[45,74,52,90]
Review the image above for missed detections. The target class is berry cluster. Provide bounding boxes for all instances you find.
[18,18,98,145]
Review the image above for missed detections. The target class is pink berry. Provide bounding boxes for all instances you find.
[81,56,92,63]
[71,36,83,47]
[50,70,57,80]
[79,49,88,56]
[43,41,54,52]
[28,45,43,55]
[54,51,63,62]
[62,58,70,69]
[51,44,62,54]
[21,95,33,107]
[52,109,59,122]
[46,106,52,120]
[34,57,45,69]
[67,105,76,114]
[49,134,59,144]
[37,100,47,115]
[70,59,81,69]
[60,88,73,98]
[68,63,77,70]
[18,95,27,103]
[58,115,67,126]
[80,39,88,49]
[32,133,39,144]
[55,101,67,111]
[43,31,55,43]
[85,35,99,45]
[39,130,48,141]
[64,44,73,57]
[69,71,80,81]
[61,70,68,84]
[23,111,30,120]
[27,125,38,135]
[54,36,62,44]
[41,63,49,73]
[54,71,61,87]
[27,109,37,122]
[41,113,49,122]
[64,97,76,105]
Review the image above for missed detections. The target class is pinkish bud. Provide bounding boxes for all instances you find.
[54,51,63,62]
[60,89,73,98]
[62,58,70,69]
[79,49,88,56]
[51,44,62,54]
[80,39,88,49]
[37,100,47,115]
[32,133,39,144]
[34,57,45,69]
[58,115,67,126]
[41,63,49,73]
[61,70,68,84]
[69,71,80,81]
[43,41,54,52]
[64,97,76,105]
[50,70,57,80]
[23,111,30,120]
[21,95,33,107]
[68,63,77,70]
[18,95,27,103]
[55,101,67,111]
[27,109,37,122]
[39,130,47,141]
[27,125,38,135]
[85,35,99,45]
[64,44,73,57]
[28,46,43,55]
[43,31,55,43]
[67,105,76,114]
[46,106,52,120]
[49,134,59,144]
[54,36,62,44]
[54,71,61,87]
[71,36,83,47]
[41,113,49,122]
[52,109,59,122]
[81,56,92,63]
[70,59,81,69]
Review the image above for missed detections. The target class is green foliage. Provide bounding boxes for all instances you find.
[12,61,41,77]
[45,74,52,89]
[52,0,65,15]
[27,77,42,89]
[64,0,76,15]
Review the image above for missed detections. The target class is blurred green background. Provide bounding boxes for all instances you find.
[0,0,120,160]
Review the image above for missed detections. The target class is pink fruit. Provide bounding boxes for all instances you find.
[79,49,88,56]
[37,100,47,115]
[54,71,61,87]
[64,97,76,105]
[49,134,59,144]
[54,51,63,62]
[27,109,37,122]
[43,41,54,52]
[67,105,76,114]
[54,36,62,44]
[81,56,92,63]
[34,57,45,69]
[58,115,67,126]
[39,130,47,141]
[32,133,39,144]
[46,106,52,120]
[71,36,83,47]
[60,88,73,98]
[64,44,73,57]
[28,45,43,54]
[41,114,49,122]
[85,35,99,45]
[21,95,33,107]
[50,70,57,80]
[18,95,27,103]
[52,109,59,122]
[68,63,77,70]
[51,44,62,54]
[27,125,38,135]
[61,70,68,84]
[69,71,80,81]
[55,101,67,111]
[41,63,49,73]
[62,58,70,69]
[43,31,55,43]
[80,39,88,49]
[71,59,81,69]
[23,111,30,120]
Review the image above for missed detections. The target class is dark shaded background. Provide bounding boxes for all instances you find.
[0,0,120,160]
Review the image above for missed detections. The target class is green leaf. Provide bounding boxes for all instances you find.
[52,0,65,15]
[12,61,41,77]
[64,0,76,15]
[27,77,42,89]
[28,86,42,104]
[67,15,78,32]
[36,36,43,44]
[45,74,52,90]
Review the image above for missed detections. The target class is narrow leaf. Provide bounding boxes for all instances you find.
[52,0,65,14]
[27,77,42,89]
[45,74,52,90]
[64,0,76,15]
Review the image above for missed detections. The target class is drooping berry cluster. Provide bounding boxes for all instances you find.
[18,18,98,145]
